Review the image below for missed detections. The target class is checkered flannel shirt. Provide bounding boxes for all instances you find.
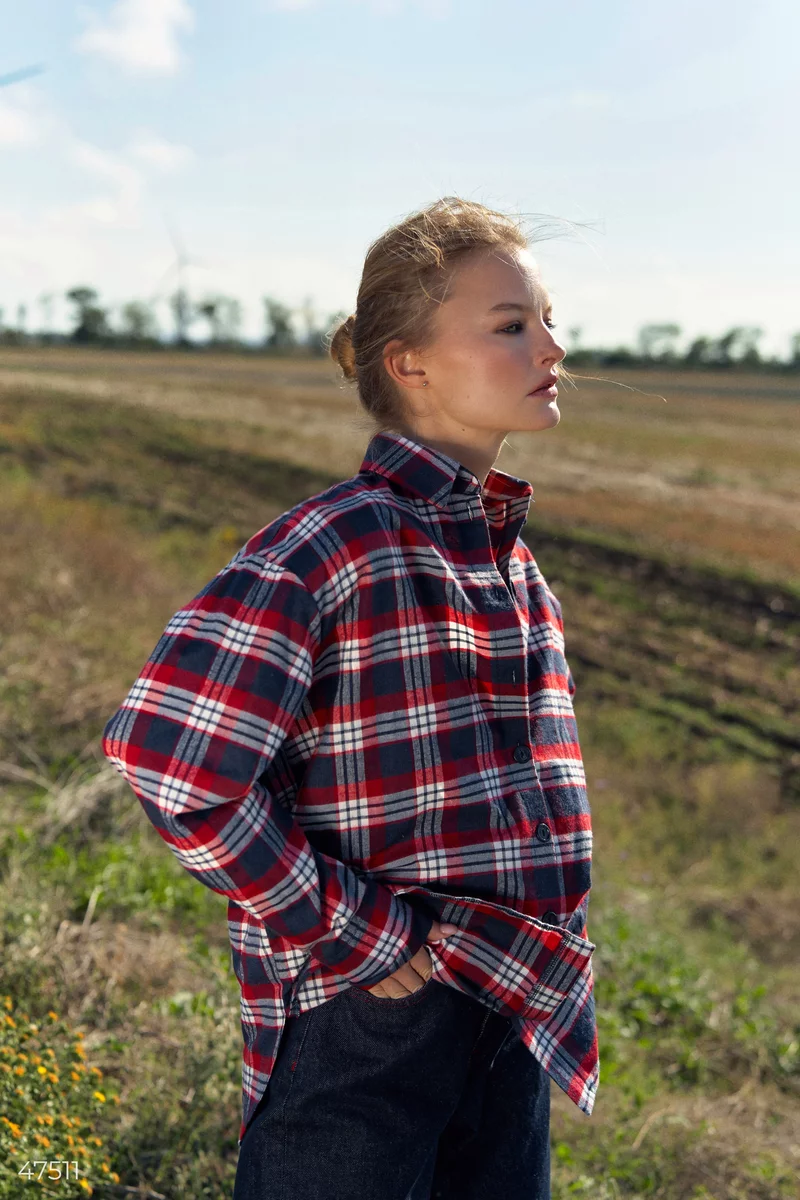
[101,429,598,1146]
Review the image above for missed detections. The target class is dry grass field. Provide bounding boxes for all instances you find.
[1,347,798,583]
[0,348,798,1198]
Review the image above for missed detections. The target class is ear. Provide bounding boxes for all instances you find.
[382,338,428,391]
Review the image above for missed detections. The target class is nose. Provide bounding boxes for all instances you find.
[536,329,566,368]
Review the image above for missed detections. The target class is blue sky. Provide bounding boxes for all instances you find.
[1,0,797,354]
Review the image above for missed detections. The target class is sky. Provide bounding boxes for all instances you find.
[1,0,797,355]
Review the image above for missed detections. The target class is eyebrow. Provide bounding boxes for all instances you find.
[488,300,552,314]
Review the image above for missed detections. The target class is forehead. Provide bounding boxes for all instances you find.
[448,247,551,311]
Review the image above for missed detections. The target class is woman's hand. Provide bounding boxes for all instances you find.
[363,920,458,998]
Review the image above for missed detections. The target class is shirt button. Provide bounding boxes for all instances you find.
[536,822,552,842]
[513,744,532,763]
[542,910,559,924]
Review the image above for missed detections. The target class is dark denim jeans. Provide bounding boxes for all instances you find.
[232,977,551,1200]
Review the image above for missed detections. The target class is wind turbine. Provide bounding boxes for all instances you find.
[149,213,211,344]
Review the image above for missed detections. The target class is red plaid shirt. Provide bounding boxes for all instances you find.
[102,430,598,1146]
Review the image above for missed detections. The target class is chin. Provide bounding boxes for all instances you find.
[508,399,560,433]
[529,403,560,430]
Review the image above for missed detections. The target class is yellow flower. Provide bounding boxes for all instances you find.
[43,1114,54,1125]
[74,1043,86,1058]
[17,1052,29,1062]
[34,1134,51,1148]
[3,995,12,1010]
[110,1173,120,1184]
[14,1064,25,1075]
[45,1048,56,1058]
[66,1135,74,1147]
[4,1014,16,1027]
[71,1070,81,1081]
[47,1011,58,1021]
[47,1072,59,1083]
[93,1091,106,1103]
[101,1163,109,1173]
[90,1066,102,1077]
[8,1123,22,1138]
[78,1179,93,1194]
[0,1062,11,1073]
[37,1065,48,1075]
[91,1136,103,1146]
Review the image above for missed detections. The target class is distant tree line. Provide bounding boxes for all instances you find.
[0,287,342,358]
[0,288,798,370]
[562,322,800,370]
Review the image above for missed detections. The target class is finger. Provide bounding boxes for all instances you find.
[392,965,429,994]
[388,978,428,997]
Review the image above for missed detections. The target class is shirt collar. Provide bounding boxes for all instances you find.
[358,430,534,515]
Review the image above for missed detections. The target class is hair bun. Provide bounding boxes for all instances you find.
[330,313,357,380]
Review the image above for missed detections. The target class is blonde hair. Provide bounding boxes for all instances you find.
[327,195,579,435]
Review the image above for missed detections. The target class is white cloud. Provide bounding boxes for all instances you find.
[567,91,613,111]
[0,100,38,146]
[267,0,451,14]
[75,0,194,76]
[128,129,194,171]
[67,138,145,226]
[0,85,49,148]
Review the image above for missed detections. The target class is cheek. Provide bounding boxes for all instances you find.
[484,338,528,382]
[476,336,520,371]
[437,335,525,390]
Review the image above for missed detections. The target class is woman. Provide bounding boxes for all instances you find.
[101,196,597,1200]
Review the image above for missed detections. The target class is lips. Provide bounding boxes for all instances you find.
[528,379,559,396]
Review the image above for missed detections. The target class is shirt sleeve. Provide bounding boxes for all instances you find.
[101,553,433,987]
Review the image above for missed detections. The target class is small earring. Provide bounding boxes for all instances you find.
[422,381,429,387]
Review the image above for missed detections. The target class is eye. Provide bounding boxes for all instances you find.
[499,318,557,333]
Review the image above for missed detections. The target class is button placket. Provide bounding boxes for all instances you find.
[458,503,538,791]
